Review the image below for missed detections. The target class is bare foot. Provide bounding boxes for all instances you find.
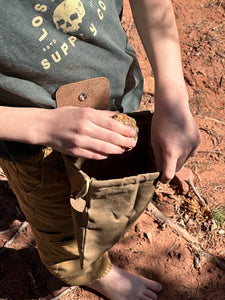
[87,264,162,300]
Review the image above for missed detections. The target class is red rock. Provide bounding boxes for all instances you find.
[172,167,195,195]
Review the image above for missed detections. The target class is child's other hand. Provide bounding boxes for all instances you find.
[151,100,201,184]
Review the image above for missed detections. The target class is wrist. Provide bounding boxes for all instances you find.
[28,108,54,146]
[154,80,189,110]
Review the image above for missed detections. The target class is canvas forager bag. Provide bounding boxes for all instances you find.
[56,78,160,269]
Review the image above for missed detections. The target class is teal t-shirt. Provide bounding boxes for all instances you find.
[0,0,143,160]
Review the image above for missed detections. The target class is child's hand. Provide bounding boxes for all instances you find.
[151,101,201,183]
[43,107,137,159]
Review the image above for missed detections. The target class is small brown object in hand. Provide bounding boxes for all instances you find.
[112,113,139,150]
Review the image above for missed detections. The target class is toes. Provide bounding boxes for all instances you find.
[146,280,162,293]
[140,292,157,300]
[144,288,159,300]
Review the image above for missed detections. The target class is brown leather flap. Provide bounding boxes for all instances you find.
[56,77,110,110]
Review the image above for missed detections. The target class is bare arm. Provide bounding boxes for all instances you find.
[0,106,136,159]
[129,0,201,183]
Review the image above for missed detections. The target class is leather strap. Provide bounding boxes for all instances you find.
[56,77,110,110]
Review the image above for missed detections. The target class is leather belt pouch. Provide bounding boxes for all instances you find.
[56,77,159,269]
[56,77,110,110]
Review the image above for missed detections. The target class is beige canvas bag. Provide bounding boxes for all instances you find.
[56,78,160,269]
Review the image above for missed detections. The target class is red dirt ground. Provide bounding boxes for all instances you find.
[0,0,224,299]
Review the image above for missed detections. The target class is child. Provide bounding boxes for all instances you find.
[0,0,201,299]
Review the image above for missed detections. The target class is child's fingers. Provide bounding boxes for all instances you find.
[69,147,109,160]
[92,112,137,138]
[73,135,126,156]
[161,152,177,184]
[85,123,137,150]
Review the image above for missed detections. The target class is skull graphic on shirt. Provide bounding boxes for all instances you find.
[53,0,85,33]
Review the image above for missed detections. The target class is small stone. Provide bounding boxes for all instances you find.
[134,222,142,234]
[144,231,152,243]
[180,219,185,227]
[184,214,190,221]
[218,229,224,235]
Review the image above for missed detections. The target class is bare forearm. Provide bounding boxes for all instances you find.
[0,106,49,144]
[129,0,201,183]
[129,0,187,101]
[0,106,137,159]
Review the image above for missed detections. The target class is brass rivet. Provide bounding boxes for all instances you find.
[78,92,89,101]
